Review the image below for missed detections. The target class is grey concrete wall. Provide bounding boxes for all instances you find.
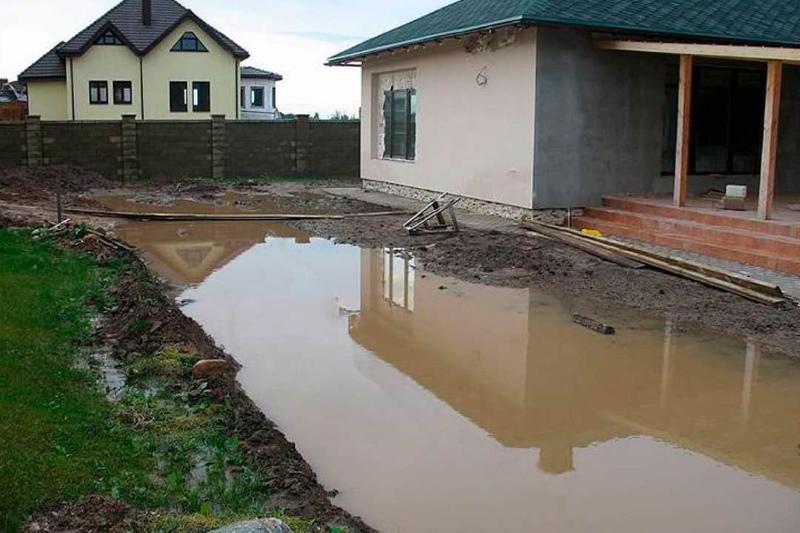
[777,64,800,194]
[533,27,666,208]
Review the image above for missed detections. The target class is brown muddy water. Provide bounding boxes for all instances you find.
[114,218,800,533]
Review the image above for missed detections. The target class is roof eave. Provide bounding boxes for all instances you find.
[328,13,800,66]
[326,16,526,65]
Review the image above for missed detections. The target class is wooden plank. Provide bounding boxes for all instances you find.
[523,226,645,269]
[521,221,785,305]
[61,208,408,221]
[523,220,785,298]
[595,39,800,64]
[674,54,693,208]
[758,60,783,220]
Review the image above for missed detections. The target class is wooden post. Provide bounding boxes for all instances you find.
[674,55,693,207]
[758,60,783,220]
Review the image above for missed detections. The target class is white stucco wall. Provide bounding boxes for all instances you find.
[240,77,278,120]
[360,27,537,209]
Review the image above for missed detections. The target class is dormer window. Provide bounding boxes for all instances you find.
[171,32,208,52]
[95,29,123,45]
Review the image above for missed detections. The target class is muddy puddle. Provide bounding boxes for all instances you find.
[116,218,800,533]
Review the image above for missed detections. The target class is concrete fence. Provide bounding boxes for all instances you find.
[0,115,360,182]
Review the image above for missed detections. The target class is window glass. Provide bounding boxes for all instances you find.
[170,81,188,112]
[384,88,416,160]
[272,86,277,109]
[89,81,108,104]
[193,82,210,112]
[113,81,132,104]
[95,29,122,45]
[171,32,208,52]
[251,87,265,107]
[240,87,245,108]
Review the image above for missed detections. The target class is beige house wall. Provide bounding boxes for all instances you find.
[142,19,239,120]
[32,19,239,121]
[360,27,537,209]
[69,45,141,120]
[27,80,68,120]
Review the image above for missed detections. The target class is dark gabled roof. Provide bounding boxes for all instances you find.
[240,66,283,81]
[20,0,248,80]
[19,42,67,81]
[329,0,800,64]
[59,0,248,58]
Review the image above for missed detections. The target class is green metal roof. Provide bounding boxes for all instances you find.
[328,0,800,64]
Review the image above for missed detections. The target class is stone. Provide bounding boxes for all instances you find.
[209,518,293,533]
[191,358,235,380]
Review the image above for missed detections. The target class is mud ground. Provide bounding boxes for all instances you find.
[292,215,800,359]
[17,227,376,532]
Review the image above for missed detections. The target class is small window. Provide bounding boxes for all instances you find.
[113,81,132,105]
[250,87,264,108]
[272,86,276,109]
[192,81,210,112]
[171,32,208,52]
[169,81,188,112]
[89,81,108,104]
[240,86,245,108]
[383,88,416,160]
[95,29,123,45]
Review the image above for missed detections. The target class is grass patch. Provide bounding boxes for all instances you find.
[0,229,327,532]
[0,228,147,531]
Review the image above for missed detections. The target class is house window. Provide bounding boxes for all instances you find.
[250,87,264,108]
[89,81,108,104]
[192,82,210,112]
[95,29,122,45]
[113,81,132,105]
[383,88,416,160]
[169,81,188,112]
[272,86,276,109]
[240,87,245,108]
[171,32,208,52]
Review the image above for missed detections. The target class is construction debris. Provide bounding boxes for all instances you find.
[521,220,786,306]
[572,314,616,335]
[403,193,461,235]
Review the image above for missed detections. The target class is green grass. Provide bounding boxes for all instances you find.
[0,229,330,532]
[0,228,148,531]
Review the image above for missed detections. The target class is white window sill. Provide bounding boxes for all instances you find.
[379,157,416,164]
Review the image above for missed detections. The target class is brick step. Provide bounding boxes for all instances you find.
[583,207,800,257]
[573,216,800,276]
[602,196,800,239]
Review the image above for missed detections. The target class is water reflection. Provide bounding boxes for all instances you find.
[353,249,800,485]
[130,229,800,533]
[114,221,309,284]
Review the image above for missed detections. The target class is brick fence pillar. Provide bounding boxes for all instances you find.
[211,115,227,179]
[25,116,43,168]
[121,115,139,184]
[295,114,311,176]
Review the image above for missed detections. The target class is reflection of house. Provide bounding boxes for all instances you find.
[350,248,800,486]
[114,220,309,284]
[240,67,282,120]
[20,0,249,120]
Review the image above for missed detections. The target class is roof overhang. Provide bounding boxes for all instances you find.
[326,16,527,66]
[595,37,800,64]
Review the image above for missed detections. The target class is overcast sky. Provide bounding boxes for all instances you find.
[0,0,447,116]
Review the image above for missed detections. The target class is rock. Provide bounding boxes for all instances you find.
[209,518,293,533]
[191,359,235,380]
[571,313,616,335]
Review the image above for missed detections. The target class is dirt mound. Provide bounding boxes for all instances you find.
[22,495,148,533]
[0,165,115,204]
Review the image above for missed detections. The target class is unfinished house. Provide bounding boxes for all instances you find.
[329,0,800,274]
